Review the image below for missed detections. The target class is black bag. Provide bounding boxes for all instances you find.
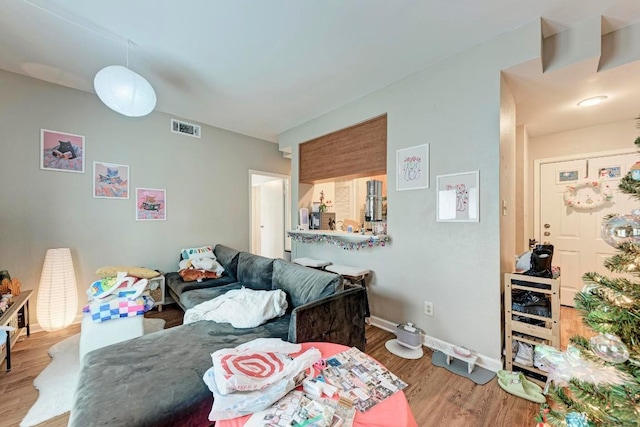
[524,244,554,278]
[512,289,551,317]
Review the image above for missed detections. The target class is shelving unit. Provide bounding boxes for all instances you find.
[0,290,32,371]
[147,275,174,311]
[504,273,560,386]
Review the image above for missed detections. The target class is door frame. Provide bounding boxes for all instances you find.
[533,147,635,245]
[248,170,291,256]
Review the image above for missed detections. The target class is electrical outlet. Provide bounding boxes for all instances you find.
[424,301,434,316]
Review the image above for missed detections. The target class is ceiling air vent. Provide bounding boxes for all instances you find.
[171,119,201,138]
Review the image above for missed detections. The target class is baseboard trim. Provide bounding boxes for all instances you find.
[29,313,83,335]
[369,315,503,373]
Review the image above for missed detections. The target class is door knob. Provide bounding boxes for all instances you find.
[544,231,550,236]
[544,224,551,229]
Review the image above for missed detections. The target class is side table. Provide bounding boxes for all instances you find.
[147,275,174,311]
[0,290,32,372]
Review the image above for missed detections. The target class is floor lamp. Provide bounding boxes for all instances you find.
[36,248,78,332]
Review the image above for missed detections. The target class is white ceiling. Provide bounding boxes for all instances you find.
[2,0,640,142]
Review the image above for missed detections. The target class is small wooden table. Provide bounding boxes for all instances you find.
[0,290,32,372]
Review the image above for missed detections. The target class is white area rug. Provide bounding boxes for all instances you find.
[20,317,165,427]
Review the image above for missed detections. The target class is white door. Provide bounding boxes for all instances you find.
[250,171,290,258]
[334,180,356,227]
[539,153,637,306]
[260,179,284,259]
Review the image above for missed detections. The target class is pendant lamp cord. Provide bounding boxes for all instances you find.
[19,0,129,47]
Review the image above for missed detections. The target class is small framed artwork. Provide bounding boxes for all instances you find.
[557,170,579,183]
[436,171,480,222]
[136,188,166,221]
[396,144,429,191]
[40,129,85,173]
[598,166,622,180]
[93,162,129,199]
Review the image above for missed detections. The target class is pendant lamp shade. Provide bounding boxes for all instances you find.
[36,248,78,332]
[94,65,156,117]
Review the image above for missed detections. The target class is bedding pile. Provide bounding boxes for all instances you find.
[184,287,288,328]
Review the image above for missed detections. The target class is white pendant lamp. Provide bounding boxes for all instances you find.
[36,248,78,332]
[94,41,156,117]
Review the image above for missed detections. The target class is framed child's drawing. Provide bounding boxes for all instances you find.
[136,188,166,221]
[40,129,85,173]
[397,144,429,191]
[436,171,480,222]
[93,162,129,199]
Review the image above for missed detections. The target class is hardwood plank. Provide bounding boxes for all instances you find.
[0,304,592,426]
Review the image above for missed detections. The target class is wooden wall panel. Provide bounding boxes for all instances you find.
[299,114,387,183]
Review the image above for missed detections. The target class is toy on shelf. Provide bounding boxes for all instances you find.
[0,277,21,296]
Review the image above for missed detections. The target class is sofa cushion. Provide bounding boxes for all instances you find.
[180,283,244,309]
[213,244,240,279]
[237,252,274,291]
[272,259,341,309]
[165,271,238,299]
[70,318,290,427]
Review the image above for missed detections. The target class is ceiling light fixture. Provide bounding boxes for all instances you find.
[94,40,156,117]
[577,96,608,107]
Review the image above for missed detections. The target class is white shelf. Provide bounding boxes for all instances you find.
[287,230,390,250]
[288,229,385,242]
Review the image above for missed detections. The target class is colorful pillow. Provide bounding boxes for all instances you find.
[95,266,160,279]
[181,245,215,260]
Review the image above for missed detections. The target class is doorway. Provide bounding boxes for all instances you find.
[249,171,291,259]
[534,150,636,306]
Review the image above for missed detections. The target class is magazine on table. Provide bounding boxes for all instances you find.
[321,347,408,413]
[246,390,341,427]
[320,397,356,427]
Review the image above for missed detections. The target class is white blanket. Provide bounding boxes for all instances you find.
[184,287,288,328]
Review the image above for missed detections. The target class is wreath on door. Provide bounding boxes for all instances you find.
[563,179,613,210]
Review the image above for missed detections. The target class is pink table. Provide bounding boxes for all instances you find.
[217,342,418,427]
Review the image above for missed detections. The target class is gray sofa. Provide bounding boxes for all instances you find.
[69,245,366,427]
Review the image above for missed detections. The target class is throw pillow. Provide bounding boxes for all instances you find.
[95,266,160,279]
[181,245,215,260]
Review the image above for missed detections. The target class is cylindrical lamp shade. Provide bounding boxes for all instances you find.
[36,248,78,332]
[94,65,156,117]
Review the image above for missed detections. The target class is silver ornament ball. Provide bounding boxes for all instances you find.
[601,214,640,248]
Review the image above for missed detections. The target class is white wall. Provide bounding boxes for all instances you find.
[281,17,640,367]
[280,21,543,365]
[515,125,530,253]
[529,119,636,161]
[0,69,290,327]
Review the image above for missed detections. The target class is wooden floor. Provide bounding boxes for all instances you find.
[0,305,591,427]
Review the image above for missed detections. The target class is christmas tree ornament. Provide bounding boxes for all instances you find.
[535,404,551,427]
[542,344,632,387]
[565,412,589,427]
[601,214,640,247]
[590,333,629,364]
[630,161,640,180]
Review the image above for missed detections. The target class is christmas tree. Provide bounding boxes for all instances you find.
[542,121,640,426]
